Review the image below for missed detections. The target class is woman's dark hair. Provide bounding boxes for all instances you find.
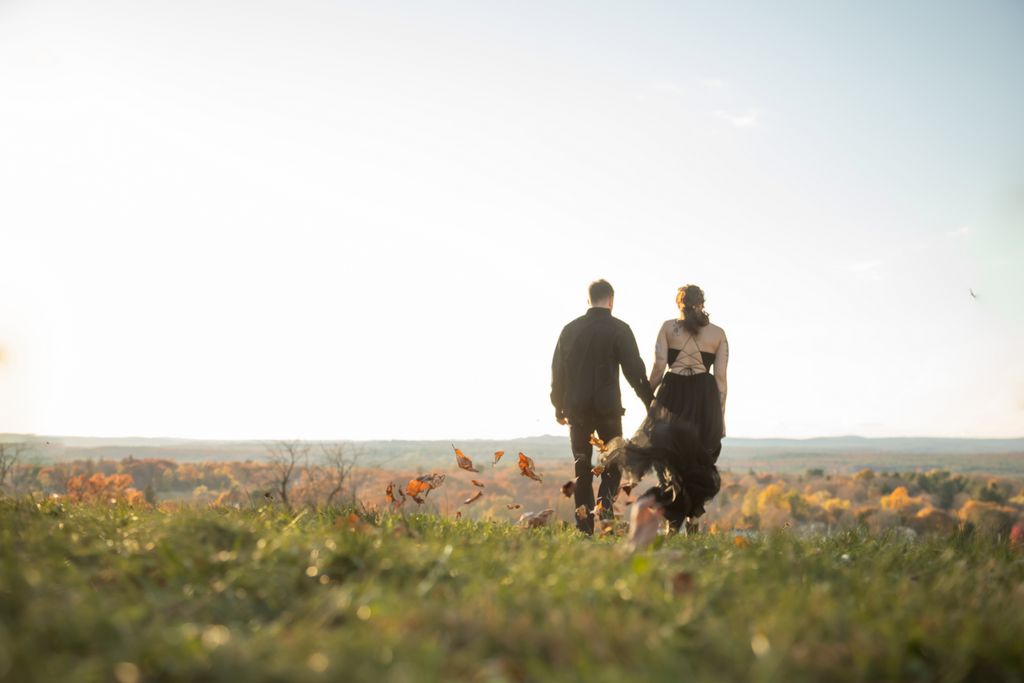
[676,284,710,334]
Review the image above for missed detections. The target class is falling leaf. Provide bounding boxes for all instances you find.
[506,503,521,510]
[1011,522,1024,548]
[452,444,479,473]
[575,504,589,520]
[455,511,462,520]
[517,509,555,528]
[620,484,635,496]
[589,433,608,453]
[626,495,663,552]
[560,480,576,498]
[493,451,505,465]
[471,480,485,488]
[406,473,446,501]
[385,482,395,505]
[518,452,542,482]
[388,486,407,508]
[463,491,484,505]
[671,571,694,596]
[591,465,605,476]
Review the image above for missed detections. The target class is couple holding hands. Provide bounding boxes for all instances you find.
[551,279,729,536]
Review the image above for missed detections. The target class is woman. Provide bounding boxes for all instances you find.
[617,284,729,533]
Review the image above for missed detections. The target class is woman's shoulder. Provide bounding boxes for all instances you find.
[661,319,685,337]
[704,322,726,340]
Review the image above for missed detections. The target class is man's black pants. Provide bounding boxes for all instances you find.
[569,414,623,534]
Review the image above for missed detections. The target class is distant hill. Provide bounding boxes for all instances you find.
[3,433,1023,475]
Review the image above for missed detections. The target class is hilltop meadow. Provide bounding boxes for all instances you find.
[2,436,1024,682]
[2,501,1023,683]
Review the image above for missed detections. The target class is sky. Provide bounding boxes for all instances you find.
[1,0,1022,441]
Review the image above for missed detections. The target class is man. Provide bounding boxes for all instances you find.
[551,279,655,534]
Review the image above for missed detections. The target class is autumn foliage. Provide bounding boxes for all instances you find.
[8,452,1024,538]
[65,473,145,506]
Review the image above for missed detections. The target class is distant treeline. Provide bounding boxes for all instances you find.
[3,447,1024,536]
[3,434,1024,474]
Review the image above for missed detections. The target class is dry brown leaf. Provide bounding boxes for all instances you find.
[620,484,635,496]
[452,444,479,473]
[589,433,608,453]
[463,491,484,505]
[591,465,605,476]
[517,509,554,528]
[405,473,446,502]
[560,480,576,498]
[626,495,663,552]
[671,571,694,596]
[386,482,406,509]
[506,503,522,510]
[575,504,589,520]
[518,452,542,482]
[471,480,485,488]
[493,450,505,465]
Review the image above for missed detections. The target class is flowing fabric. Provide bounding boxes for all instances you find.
[619,371,723,529]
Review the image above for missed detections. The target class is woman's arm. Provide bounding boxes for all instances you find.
[648,322,669,392]
[714,332,729,435]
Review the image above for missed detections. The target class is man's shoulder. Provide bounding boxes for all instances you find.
[609,314,635,331]
[561,314,589,330]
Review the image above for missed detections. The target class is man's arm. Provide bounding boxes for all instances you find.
[550,329,568,424]
[616,324,656,408]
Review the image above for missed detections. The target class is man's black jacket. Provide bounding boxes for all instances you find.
[550,307,655,422]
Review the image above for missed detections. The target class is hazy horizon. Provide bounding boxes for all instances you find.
[2,430,1024,446]
[2,1,1022,441]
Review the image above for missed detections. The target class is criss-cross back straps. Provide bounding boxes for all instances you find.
[670,327,706,376]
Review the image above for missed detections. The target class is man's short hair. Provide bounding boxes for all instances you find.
[588,279,614,304]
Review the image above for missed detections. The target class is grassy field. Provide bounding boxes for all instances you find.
[2,500,1023,683]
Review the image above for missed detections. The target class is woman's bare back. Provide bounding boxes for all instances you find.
[651,320,726,379]
[649,319,729,430]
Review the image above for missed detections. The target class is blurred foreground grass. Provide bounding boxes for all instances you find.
[1,499,1023,683]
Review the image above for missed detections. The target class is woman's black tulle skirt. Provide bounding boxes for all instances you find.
[622,372,723,528]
